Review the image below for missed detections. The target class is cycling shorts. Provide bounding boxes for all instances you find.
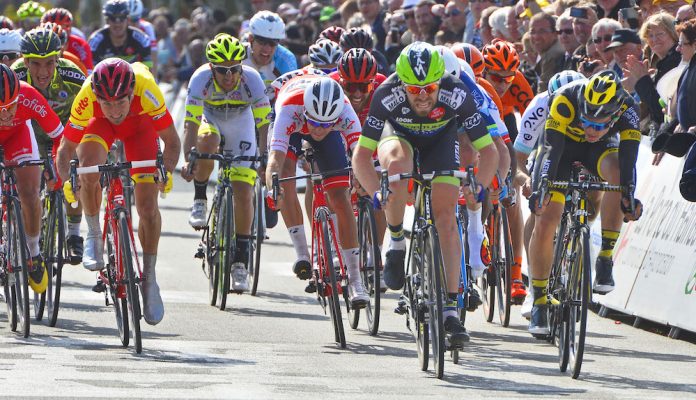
[80,114,159,181]
[303,131,350,190]
[0,121,39,162]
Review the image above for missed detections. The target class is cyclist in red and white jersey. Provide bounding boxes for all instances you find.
[41,7,94,73]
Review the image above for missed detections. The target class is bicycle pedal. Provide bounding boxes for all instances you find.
[92,280,106,293]
[394,300,408,315]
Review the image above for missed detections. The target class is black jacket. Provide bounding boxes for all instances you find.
[635,45,681,124]
[677,55,696,130]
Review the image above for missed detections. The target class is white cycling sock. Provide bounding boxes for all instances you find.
[288,225,310,261]
[466,207,485,277]
[343,247,361,282]
[85,214,101,237]
[26,234,40,258]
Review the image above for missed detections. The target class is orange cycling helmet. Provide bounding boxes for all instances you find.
[451,43,484,77]
[0,64,20,106]
[482,39,519,72]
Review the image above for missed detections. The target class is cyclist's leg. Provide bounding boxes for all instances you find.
[458,133,487,278]
[188,116,221,228]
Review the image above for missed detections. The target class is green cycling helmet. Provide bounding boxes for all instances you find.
[205,33,246,63]
[395,42,445,86]
[17,1,45,20]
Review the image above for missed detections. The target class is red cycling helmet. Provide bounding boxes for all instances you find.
[451,43,484,78]
[319,26,345,44]
[41,8,73,30]
[339,48,377,83]
[91,58,135,100]
[0,64,20,106]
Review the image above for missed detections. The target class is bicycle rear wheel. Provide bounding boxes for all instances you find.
[217,188,234,311]
[118,211,142,354]
[566,227,591,379]
[44,193,66,327]
[424,226,445,379]
[496,207,512,327]
[249,180,264,296]
[319,210,346,348]
[480,213,495,323]
[9,200,30,337]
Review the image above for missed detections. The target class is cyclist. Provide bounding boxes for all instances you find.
[182,34,271,292]
[16,1,45,33]
[242,11,298,101]
[265,74,370,308]
[88,0,152,67]
[0,16,15,30]
[338,27,389,75]
[127,0,158,79]
[352,42,499,344]
[41,22,88,75]
[527,70,643,336]
[308,39,343,73]
[55,58,181,325]
[13,27,87,265]
[0,28,22,68]
[0,64,64,294]
[41,8,94,73]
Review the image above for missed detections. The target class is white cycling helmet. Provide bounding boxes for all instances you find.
[0,28,22,52]
[303,77,345,123]
[435,45,460,77]
[128,0,143,20]
[548,70,586,95]
[458,59,475,81]
[249,11,286,40]
[308,39,343,68]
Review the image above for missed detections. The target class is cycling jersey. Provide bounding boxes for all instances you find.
[136,20,157,51]
[328,71,387,125]
[514,90,549,155]
[66,33,94,72]
[457,71,505,139]
[62,51,88,74]
[88,26,152,67]
[499,70,533,119]
[538,80,641,190]
[270,66,326,101]
[242,44,298,101]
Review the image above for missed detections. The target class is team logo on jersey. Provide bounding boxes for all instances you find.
[366,116,384,130]
[382,87,406,111]
[59,91,68,99]
[144,90,161,108]
[408,43,431,81]
[463,113,482,129]
[523,133,533,141]
[472,88,484,108]
[395,117,413,124]
[428,107,445,120]
[522,106,546,130]
[439,88,465,109]
[402,107,410,114]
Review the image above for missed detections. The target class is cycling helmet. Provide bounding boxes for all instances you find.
[0,29,22,53]
[319,26,345,44]
[103,0,130,18]
[249,11,286,40]
[580,69,626,120]
[41,8,74,29]
[395,42,445,86]
[205,33,246,63]
[41,22,68,47]
[451,43,484,77]
[435,45,460,77]
[0,16,15,30]
[339,48,377,83]
[482,39,519,72]
[548,70,585,95]
[128,0,144,20]
[21,27,62,58]
[308,39,343,67]
[458,59,475,81]
[91,58,135,100]
[339,28,373,52]
[17,1,45,20]
[303,77,345,123]
[0,64,20,106]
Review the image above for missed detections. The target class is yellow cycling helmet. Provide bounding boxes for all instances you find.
[580,69,625,120]
[205,33,246,63]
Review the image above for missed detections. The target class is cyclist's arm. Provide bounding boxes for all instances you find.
[157,124,181,173]
[457,89,498,189]
[532,113,567,192]
[265,104,293,189]
[56,137,79,182]
[248,68,272,154]
[617,104,642,190]
[353,104,387,196]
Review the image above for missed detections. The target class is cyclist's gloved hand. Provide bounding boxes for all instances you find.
[528,191,544,215]
[473,183,485,203]
[372,190,387,209]
[620,195,643,222]
[162,171,173,194]
[63,180,78,207]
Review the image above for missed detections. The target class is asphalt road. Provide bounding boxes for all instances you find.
[0,174,694,399]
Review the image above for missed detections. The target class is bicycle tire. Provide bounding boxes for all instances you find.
[33,196,45,321]
[348,206,361,331]
[361,200,381,335]
[118,211,142,354]
[217,187,234,310]
[496,207,512,327]
[424,226,445,379]
[551,215,570,369]
[319,210,346,348]
[105,220,129,347]
[250,180,264,296]
[567,227,591,379]
[9,200,30,338]
[45,192,66,327]
[408,205,429,372]
[480,213,495,323]
[207,200,219,306]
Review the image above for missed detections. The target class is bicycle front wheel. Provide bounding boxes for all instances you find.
[566,227,591,379]
[496,207,512,327]
[250,180,264,296]
[424,226,446,379]
[9,200,30,337]
[216,187,234,310]
[44,192,66,327]
[358,200,381,335]
[480,213,495,323]
[105,219,129,347]
[118,211,142,354]
[319,210,346,349]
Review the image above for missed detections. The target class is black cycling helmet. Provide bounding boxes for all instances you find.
[21,27,62,58]
[0,16,15,30]
[103,0,129,17]
[339,27,373,52]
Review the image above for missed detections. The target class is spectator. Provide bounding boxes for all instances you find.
[399,0,421,46]
[414,0,439,43]
[655,0,690,16]
[358,0,387,52]
[489,7,511,41]
[605,29,643,82]
[438,1,467,44]
[177,37,206,82]
[506,4,523,42]
[520,31,540,93]
[571,3,599,61]
[530,13,564,91]
[638,0,660,19]
[480,6,500,45]
[597,0,635,20]
[191,6,215,40]
[464,0,495,48]
[590,18,622,72]
[557,10,581,69]
[339,0,360,26]
[251,0,271,15]
[278,3,302,23]
[675,4,696,24]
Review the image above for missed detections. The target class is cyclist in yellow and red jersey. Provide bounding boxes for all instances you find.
[41,7,94,73]
[56,58,180,325]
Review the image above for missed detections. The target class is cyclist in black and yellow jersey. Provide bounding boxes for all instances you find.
[528,70,643,336]
[12,27,87,265]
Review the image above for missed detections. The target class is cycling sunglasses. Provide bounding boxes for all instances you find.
[254,36,280,47]
[212,64,243,75]
[0,97,19,113]
[304,112,337,128]
[0,52,19,61]
[107,15,128,23]
[486,72,516,84]
[580,115,614,130]
[403,81,439,95]
[341,79,374,93]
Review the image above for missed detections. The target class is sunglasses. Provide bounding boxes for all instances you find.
[107,15,128,23]
[558,28,574,35]
[444,8,462,17]
[0,52,19,60]
[305,112,337,128]
[212,64,243,75]
[403,81,439,95]
[580,116,614,130]
[341,80,374,93]
[593,34,614,44]
[0,97,18,113]
[486,72,516,84]
[254,36,279,47]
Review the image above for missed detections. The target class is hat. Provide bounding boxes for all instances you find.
[604,29,642,51]
[402,0,419,10]
[653,0,692,5]
[319,6,336,22]
[278,3,300,16]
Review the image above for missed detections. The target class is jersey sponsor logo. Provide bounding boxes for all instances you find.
[522,106,546,130]
[144,89,161,108]
[58,68,85,81]
[286,122,297,135]
[394,117,412,123]
[338,117,355,132]
[152,111,166,121]
[381,89,406,111]
[59,90,68,99]
[463,113,482,129]
[472,88,484,108]
[509,83,532,109]
[408,43,430,81]
[428,107,445,120]
[69,122,84,130]
[621,104,639,128]
[546,119,561,130]
[523,133,533,141]
[75,97,90,116]
[402,107,410,114]
[18,93,47,118]
[438,88,465,109]
[15,70,27,80]
[366,116,384,130]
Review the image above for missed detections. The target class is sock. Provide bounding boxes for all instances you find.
[532,279,549,305]
[85,214,101,237]
[143,253,156,276]
[512,256,523,281]
[67,214,82,237]
[343,247,361,282]
[288,225,310,261]
[27,234,40,258]
[234,235,252,265]
[194,179,208,201]
[599,229,620,259]
[387,223,406,251]
[466,207,485,275]
[443,293,458,319]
